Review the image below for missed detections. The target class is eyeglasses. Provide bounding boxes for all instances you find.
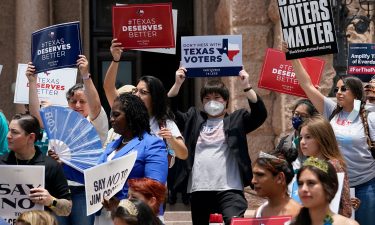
[292,111,309,119]
[333,86,348,94]
[131,88,150,96]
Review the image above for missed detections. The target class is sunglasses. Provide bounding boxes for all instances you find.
[333,86,347,94]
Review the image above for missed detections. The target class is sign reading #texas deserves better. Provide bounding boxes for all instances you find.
[258,48,324,97]
[113,3,174,49]
[348,43,375,82]
[230,216,292,225]
[32,21,82,73]
[278,0,338,59]
[181,35,242,77]
[0,165,44,225]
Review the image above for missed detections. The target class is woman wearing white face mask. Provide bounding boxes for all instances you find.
[168,67,267,225]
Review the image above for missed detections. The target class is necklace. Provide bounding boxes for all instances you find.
[122,138,129,145]
[323,214,333,225]
[15,157,32,165]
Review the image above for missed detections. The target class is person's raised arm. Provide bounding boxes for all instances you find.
[77,55,101,120]
[239,68,258,103]
[168,67,186,97]
[282,42,325,113]
[26,62,44,128]
[104,38,123,107]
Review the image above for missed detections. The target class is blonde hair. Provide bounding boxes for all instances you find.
[300,115,346,168]
[16,210,57,225]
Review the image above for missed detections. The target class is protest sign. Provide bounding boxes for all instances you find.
[0,65,3,77]
[135,9,177,54]
[278,0,338,59]
[348,43,375,82]
[14,64,77,107]
[258,48,324,97]
[181,35,242,77]
[84,151,137,215]
[32,21,82,73]
[230,216,292,225]
[0,165,44,225]
[112,3,174,49]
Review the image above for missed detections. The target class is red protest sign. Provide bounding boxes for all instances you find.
[230,216,292,225]
[112,3,175,49]
[258,48,324,98]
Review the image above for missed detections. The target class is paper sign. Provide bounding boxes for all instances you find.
[181,35,242,77]
[230,216,292,225]
[135,9,177,54]
[32,21,82,73]
[278,0,338,59]
[84,151,137,215]
[14,64,77,107]
[350,188,355,219]
[347,43,375,82]
[258,48,324,97]
[112,3,175,49]
[0,65,3,77]
[0,165,45,224]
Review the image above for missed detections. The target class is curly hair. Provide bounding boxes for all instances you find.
[114,93,150,140]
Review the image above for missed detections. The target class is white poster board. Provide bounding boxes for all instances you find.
[84,151,137,215]
[0,165,45,224]
[14,64,77,107]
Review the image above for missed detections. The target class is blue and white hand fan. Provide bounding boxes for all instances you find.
[40,106,103,183]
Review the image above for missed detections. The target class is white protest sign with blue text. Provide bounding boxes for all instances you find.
[14,64,77,107]
[84,151,137,215]
[0,165,45,224]
[181,35,242,77]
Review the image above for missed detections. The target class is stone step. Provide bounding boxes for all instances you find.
[164,211,192,222]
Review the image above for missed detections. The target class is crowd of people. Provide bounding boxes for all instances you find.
[0,37,374,225]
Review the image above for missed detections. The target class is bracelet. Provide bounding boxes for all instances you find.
[112,59,120,63]
[82,73,91,80]
[243,87,252,92]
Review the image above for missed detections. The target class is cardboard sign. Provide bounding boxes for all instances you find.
[32,21,82,73]
[278,0,338,59]
[181,35,242,77]
[112,3,174,49]
[0,165,45,224]
[230,216,292,225]
[14,64,77,107]
[135,9,177,54]
[84,151,137,215]
[258,48,324,97]
[348,43,375,82]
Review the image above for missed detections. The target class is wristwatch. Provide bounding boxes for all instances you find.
[49,198,58,209]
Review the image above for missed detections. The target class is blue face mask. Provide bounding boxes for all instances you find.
[292,116,303,130]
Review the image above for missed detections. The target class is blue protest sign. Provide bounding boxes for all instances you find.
[32,21,82,73]
[181,35,242,77]
[348,43,375,82]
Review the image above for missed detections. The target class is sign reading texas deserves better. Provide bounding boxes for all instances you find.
[278,0,338,59]
[113,3,174,49]
[181,35,242,77]
[348,43,375,82]
[32,21,82,73]
[258,48,324,97]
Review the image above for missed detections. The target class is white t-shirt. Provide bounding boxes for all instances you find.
[88,107,109,145]
[324,97,375,186]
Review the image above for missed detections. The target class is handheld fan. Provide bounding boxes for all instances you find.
[40,106,103,183]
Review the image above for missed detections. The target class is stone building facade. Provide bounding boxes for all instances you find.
[0,0,374,166]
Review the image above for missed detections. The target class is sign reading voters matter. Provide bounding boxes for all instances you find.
[0,165,45,224]
[278,0,338,59]
[230,216,292,225]
[14,64,77,107]
[348,43,375,82]
[32,21,82,73]
[258,48,324,97]
[181,35,242,77]
[84,151,137,215]
[113,3,174,49]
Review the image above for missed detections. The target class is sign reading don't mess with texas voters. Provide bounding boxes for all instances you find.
[278,0,338,59]
[32,21,82,73]
[181,35,242,77]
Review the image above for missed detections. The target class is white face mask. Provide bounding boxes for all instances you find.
[204,100,225,116]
